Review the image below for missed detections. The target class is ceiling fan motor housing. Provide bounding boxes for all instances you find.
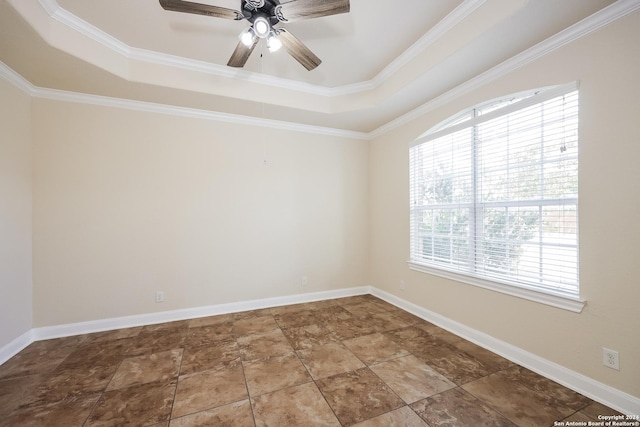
[159,0,350,70]
[243,0,281,27]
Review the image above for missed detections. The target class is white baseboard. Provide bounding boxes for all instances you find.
[369,287,640,416]
[2,285,638,416]
[0,329,33,365]
[29,286,370,341]
[0,286,369,364]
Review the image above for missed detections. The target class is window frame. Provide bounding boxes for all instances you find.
[408,82,585,313]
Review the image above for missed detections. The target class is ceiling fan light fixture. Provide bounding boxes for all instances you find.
[159,0,352,70]
[240,28,255,47]
[267,32,282,52]
[253,16,270,38]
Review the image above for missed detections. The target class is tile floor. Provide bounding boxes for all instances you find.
[0,294,624,426]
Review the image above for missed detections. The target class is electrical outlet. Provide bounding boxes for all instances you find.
[602,348,619,370]
[155,291,165,303]
[400,280,406,290]
[301,276,308,286]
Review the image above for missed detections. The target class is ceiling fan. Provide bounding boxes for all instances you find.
[159,0,350,71]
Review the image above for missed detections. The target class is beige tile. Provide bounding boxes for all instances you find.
[415,322,463,345]
[499,365,591,411]
[0,296,605,427]
[107,349,182,391]
[185,323,234,347]
[560,411,596,424]
[268,303,314,316]
[180,339,240,375]
[411,388,516,426]
[129,330,186,356]
[232,308,273,321]
[0,374,46,414]
[281,323,339,350]
[61,337,136,367]
[324,317,378,340]
[314,305,355,323]
[31,362,119,407]
[297,341,365,380]
[34,335,89,349]
[233,315,279,337]
[86,380,176,426]
[370,355,456,403]
[237,329,294,362]
[85,327,143,343]
[316,367,404,426]
[412,341,494,385]
[385,326,444,353]
[243,353,311,396]
[335,295,376,306]
[252,382,340,427]
[170,399,254,427]
[367,311,411,332]
[343,332,410,365]
[452,340,513,373]
[273,309,319,329]
[580,401,624,419]
[172,365,248,418]
[383,306,424,326]
[0,341,76,380]
[341,301,390,317]
[302,300,340,310]
[142,320,190,333]
[188,313,234,328]
[351,406,429,427]
[462,368,576,426]
[2,393,100,427]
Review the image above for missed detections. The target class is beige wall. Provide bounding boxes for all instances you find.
[369,11,640,397]
[0,78,33,347]
[4,3,638,404]
[32,101,369,326]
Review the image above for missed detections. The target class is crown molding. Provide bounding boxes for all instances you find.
[372,0,486,87]
[33,86,370,140]
[35,0,483,99]
[0,61,37,95]
[3,0,638,141]
[0,61,368,140]
[369,0,640,138]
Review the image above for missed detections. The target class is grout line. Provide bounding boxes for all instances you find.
[82,352,125,426]
[167,345,187,424]
[238,337,259,427]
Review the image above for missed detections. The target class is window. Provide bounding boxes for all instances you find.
[409,83,582,311]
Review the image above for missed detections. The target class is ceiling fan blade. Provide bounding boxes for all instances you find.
[275,0,349,23]
[277,29,321,71]
[159,0,244,20]
[227,37,259,68]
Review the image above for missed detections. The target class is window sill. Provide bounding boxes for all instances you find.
[407,261,586,313]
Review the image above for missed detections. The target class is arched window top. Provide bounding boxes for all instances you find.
[421,85,562,139]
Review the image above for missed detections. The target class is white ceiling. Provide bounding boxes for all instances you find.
[0,0,624,134]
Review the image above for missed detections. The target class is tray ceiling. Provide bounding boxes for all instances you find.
[0,0,626,134]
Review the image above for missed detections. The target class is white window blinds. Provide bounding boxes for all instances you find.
[409,83,579,299]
